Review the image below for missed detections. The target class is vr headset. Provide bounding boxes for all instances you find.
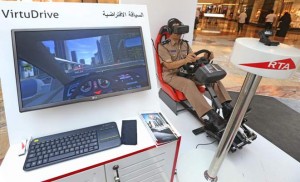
[172,25,189,34]
[167,18,189,34]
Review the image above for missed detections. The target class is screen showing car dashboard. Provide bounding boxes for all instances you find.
[12,27,151,112]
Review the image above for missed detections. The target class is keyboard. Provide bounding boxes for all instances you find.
[23,122,121,171]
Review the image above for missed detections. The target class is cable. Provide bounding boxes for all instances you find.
[195,140,217,149]
[151,37,168,62]
[151,38,158,54]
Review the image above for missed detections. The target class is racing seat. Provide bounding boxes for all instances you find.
[155,26,257,152]
[155,25,205,117]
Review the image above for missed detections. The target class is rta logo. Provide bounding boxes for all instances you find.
[239,58,296,70]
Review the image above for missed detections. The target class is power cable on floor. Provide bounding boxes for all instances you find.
[196,140,217,149]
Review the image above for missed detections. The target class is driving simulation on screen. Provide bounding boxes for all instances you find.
[12,27,151,112]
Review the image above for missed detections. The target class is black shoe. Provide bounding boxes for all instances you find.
[204,110,226,132]
[222,102,252,120]
[222,102,233,120]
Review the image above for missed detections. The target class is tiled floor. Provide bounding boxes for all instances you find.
[0,20,299,163]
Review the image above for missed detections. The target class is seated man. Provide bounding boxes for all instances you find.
[158,18,233,131]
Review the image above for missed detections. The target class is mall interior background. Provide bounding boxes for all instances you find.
[197,0,300,30]
[8,0,300,30]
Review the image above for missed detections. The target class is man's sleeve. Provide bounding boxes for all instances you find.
[188,44,193,54]
[158,44,172,64]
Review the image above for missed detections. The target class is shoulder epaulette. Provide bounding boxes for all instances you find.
[161,39,171,45]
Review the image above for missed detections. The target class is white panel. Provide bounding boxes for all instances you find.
[120,0,198,44]
[0,2,160,144]
[120,153,166,181]
[55,165,106,182]
[105,141,177,182]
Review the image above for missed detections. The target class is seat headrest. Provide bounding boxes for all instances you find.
[159,25,169,34]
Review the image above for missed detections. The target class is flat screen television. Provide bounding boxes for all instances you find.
[12,27,151,112]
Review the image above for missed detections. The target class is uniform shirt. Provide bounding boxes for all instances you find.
[238,12,247,23]
[265,13,276,23]
[158,39,192,81]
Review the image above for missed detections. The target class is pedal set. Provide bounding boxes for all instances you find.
[193,116,257,152]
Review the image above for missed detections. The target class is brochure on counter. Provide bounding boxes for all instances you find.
[140,112,178,145]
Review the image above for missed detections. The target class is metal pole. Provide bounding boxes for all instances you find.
[204,72,262,182]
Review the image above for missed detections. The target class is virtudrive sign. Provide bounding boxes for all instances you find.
[1,9,59,19]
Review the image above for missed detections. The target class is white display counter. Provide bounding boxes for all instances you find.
[0,118,181,182]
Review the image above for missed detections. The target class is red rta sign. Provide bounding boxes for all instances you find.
[239,58,296,70]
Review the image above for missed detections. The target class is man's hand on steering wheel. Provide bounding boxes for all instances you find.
[177,49,214,78]
[184,52,197,64]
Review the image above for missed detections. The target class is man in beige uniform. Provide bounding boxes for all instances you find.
[158,18,232,131]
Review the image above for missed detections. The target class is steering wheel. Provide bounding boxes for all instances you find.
[178,49,212,78]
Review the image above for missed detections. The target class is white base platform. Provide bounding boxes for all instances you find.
[177,149,243,182]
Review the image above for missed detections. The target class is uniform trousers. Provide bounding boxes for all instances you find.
[165,74,231,117]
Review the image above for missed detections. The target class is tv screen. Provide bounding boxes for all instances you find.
[12,27,151,112]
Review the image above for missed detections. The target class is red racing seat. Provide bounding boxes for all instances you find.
[155,25,205,115]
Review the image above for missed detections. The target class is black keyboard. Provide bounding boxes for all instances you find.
[23,122,121,171]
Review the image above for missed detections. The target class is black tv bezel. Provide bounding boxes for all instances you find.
[11,26,151,112]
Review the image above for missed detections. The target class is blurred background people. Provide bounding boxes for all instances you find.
[193,8,200,41]
[275,12,292,38]
[265,9,276,30]
[237,11,247,35]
